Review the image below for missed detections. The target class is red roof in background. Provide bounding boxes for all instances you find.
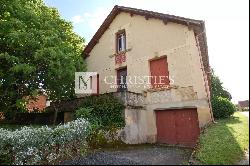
[238,100,249,108]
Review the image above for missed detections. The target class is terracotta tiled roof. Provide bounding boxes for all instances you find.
[238,100,249,108]
[82,5,211,87]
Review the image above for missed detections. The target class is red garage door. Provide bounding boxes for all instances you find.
[155,108,200,147]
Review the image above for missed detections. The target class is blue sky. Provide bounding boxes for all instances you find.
[45,0,118,42]
[44,0,249,103]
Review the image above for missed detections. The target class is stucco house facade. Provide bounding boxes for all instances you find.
[82,6,214,147]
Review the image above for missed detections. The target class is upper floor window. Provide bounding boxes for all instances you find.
[116,30,126,53]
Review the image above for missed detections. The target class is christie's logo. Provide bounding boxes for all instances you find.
[75,72,175,94]
[75,72,98,94]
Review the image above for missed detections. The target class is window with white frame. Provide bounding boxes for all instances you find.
[116,30,126,53]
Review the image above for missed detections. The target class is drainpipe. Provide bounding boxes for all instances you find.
[195,30,215,123]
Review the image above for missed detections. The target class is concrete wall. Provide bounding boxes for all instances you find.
[86,12,212,144]
[121,108,156,144]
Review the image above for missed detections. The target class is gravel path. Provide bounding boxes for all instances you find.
[62,145,192,165]
[238,151,249,165]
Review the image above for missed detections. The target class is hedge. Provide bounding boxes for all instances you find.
[0,118,88,165]
[76,94,125,129]
[211,96,236,119]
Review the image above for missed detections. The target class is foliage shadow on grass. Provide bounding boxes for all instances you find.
[196,114,248,164]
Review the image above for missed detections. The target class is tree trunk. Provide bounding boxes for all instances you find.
[53,104,58,126]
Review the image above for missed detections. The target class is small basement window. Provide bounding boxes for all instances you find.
[116,30,126,53]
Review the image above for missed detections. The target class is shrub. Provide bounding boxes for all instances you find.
[87,127,125,149]
[74,95,126,149]
[211,96,236,119]
[75,107,94,120]
[76,94,125,129]
[3,109,16,121]
[235,105,241,112]
[242,108,249,112]
[0,118,88,165]
[235,105,249,112]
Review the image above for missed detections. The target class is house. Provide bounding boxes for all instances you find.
[238,100,249,109]
[82,5,214,147]
[25,94,49,112]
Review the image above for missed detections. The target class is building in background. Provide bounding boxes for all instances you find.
[25,94,50,112]
[238,100,249,110]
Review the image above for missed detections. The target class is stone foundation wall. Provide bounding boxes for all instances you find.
[115,87,212,144]
[120,108,156,144]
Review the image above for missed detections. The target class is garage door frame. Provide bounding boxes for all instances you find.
[155,107,200,147]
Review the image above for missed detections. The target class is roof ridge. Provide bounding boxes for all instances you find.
[116,5,204,23]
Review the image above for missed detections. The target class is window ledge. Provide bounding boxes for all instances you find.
[109,48,132,58]
[144,85,179,93]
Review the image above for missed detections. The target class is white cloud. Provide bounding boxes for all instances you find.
[72,7,111,31]
[83,13,92,17]
[87,7,110,31]
[72,15,84,24]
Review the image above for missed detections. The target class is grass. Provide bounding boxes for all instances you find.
[195,112,249,165]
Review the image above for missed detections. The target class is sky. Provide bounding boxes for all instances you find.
[44,0,249,103]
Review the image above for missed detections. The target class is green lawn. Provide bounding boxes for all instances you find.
[195,112,249,165]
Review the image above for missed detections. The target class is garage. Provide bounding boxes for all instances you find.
[155,107,200,147]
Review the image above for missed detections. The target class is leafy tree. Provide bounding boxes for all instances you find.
[211,70,232,100]
[0,0,85,120]
[210,69,236,119]
[211,96,236,119]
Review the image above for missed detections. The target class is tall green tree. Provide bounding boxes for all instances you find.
[211,70,232,100]
[211,69,235,119]
[0,0,85,119]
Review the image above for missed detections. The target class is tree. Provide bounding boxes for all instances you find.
[0,0,85,120]
[211,96,236,119]
[210,69,236,119]
[211,70,232,100]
